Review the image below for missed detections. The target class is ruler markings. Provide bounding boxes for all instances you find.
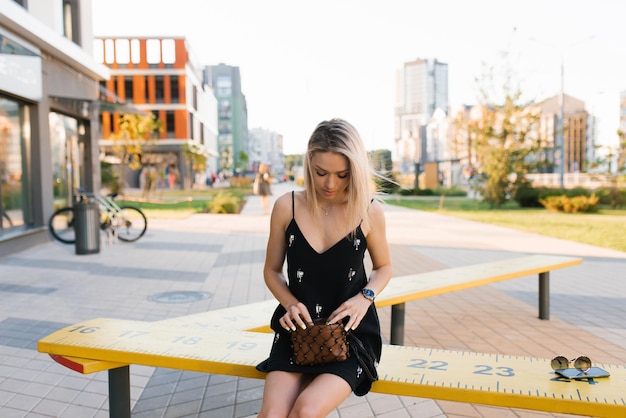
[38,317,626,417]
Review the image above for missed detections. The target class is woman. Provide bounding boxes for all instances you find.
[256,163,272,215]
[256,118,392,417]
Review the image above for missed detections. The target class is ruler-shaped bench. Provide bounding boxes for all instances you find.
[38,317,626,418]
[39,254,585,417]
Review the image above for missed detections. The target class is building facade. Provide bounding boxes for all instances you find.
[204,64,249,176]
[538,94,589,174]
[248,127,285,177]
[95,36,218,191]
[0,0,109,257]
[394,58,449,175]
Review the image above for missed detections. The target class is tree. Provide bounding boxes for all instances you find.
[235,150,249,174]
[461,56,541,207]
[110,113,162,192]
[369,149,398,193]
[589,133,626,208]
[182,142,209,191]
[284,154,304,180]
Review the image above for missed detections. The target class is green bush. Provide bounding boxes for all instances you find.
[398,188,435,196]
[433,186,467,197]
[207,191,241,214]
[101,162,120,194]
[539,193,599,213]
[594,187,626,208]
[514,184,590,208]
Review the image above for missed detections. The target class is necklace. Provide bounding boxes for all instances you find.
[320,206,329,216]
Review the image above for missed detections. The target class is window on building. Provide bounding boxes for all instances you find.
[62,0,80,45]
[189,113,195,140]
[145,76,150,102]
[115,39,130,65]
[170,76,179,103]
[166,111,175,138]
[192,86,198,111]
[162,39,176,64]
[124,77,133,102]
[146,39,161,65]
[218,120,232,134]
[93,39,104,63]
[130,39,140,64]
[216,76,232,96]
[218,99,231,119]
[155,75,164,103]
[0,97,30,231]
[113,76,119,99]
[104,39,115,64]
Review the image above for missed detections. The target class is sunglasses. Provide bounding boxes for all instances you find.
[551,355,592,373]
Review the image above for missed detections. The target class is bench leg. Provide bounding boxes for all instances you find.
[390,303,405,345]
[539,272,549,320]
[109,366,131,418]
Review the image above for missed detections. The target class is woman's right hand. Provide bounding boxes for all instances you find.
[279,302,311,331]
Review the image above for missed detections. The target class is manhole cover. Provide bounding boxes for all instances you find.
[148,291,212,304]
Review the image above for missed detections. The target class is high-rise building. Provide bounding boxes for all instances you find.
[0,0,109,257]
[204,64,249,176]
[95,37,218,190]
[394,58,449,175]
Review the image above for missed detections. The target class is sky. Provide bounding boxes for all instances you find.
[91,0,626,155]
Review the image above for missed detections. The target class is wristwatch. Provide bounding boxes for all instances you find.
[361,288,375,302]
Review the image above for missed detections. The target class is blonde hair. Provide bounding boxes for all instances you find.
[303,118,374,235]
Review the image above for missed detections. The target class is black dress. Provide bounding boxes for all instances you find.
[256,192,381,396]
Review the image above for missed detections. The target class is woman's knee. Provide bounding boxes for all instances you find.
[289,401,326,418]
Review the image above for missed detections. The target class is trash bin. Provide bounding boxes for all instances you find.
[74,199,100,255]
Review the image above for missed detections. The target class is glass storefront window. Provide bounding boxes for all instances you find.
[0,97,29,231]
[49,112,83,209]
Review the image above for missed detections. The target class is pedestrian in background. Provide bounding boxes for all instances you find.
[254,162,272,215]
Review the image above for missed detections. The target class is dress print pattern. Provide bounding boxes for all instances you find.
[256,192,382,396]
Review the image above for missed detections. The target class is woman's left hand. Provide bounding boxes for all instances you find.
[326,294,372,331]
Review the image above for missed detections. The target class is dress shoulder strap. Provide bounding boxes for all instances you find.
[291,190,295,220]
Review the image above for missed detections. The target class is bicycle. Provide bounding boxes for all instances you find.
[48,193,147,244]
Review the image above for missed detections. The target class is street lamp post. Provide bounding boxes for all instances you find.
[557,56,565,190]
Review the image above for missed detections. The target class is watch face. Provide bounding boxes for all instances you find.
[363,289,375,299]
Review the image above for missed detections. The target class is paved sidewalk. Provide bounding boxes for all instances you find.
[0,182,624,417]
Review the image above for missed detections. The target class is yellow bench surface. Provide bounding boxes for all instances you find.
[38,318,626,418]
[44,255,582,372]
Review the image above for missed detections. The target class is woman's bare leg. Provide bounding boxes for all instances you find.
[258,371,309,417]
[288,373,352,418]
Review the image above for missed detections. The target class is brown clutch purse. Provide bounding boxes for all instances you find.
[290,318,349,366]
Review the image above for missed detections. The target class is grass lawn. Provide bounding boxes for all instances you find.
[386,196,626,253]
[114,187,251,218]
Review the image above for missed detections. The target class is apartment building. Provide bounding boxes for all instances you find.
[249,127,285,176]
[204,64,249,176]
[0,0,109,257]
[95,36,218,190]
[538,94,589,174]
